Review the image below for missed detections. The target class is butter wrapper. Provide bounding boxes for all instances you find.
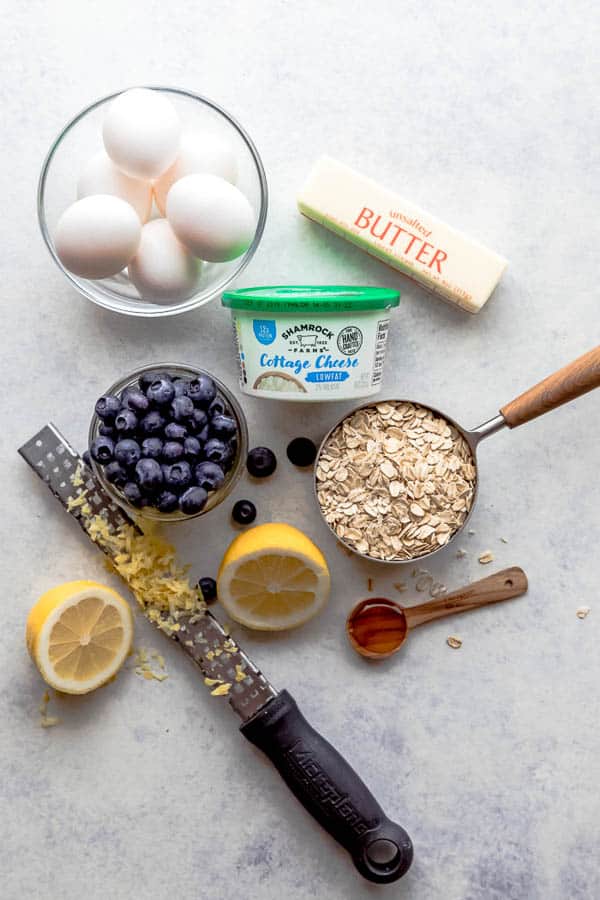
[298,156,507,313]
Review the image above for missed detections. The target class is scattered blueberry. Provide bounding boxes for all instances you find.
[232,499,256,525]
[198,576,217,603]
[162,441,184,463]
[114,407,138,436]
[139,370,170,393]
[247,446,277,478]
[162,461,193,492]
[204,438,232,467]
[172,378,191,398]
[114,438,141,469]
[171,395,195,423]
[123,481,144,508]
[90,435,115,464]
[98,422,116,438]
[164,421,188,441]
[210,414,237,439]
[183,436,202,463]
[194,461,225,491]
[286,437,317,467]
[135,458,163,494]
[208,396,227,418]
[141,437,163,460]
[157,490,179,513]
[179,485,208,515]
[121,386,150,414]
[104,460,128,487]
[146,375,175,407]
[82,450,92,468]
[140,410,165,436]
[189,374,217,408]
[95,395,121,422]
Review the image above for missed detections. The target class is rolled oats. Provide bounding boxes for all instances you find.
[317,401,477,561]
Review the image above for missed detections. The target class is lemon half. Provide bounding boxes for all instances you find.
[217,523,330,630]
[26,581,134,694]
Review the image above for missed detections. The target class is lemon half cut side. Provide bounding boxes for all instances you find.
[26,581,134,694]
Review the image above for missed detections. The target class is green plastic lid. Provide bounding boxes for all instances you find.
[221,285,401,313]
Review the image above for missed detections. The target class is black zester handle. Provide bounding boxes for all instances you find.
[241,690,413,884]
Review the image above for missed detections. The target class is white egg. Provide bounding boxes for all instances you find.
[55,195,141,279]
[77,150,153,222]
[128,219,202,302]
[166,174,256,262]
[153,130,238,215]
[103,88,181,179]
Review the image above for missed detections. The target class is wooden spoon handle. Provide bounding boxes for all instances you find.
[404,567,528,629]
[500,345,600,428]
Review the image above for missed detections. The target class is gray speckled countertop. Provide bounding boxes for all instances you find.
[2,3,600,898]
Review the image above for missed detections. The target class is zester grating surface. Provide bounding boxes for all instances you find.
[19,423,277,722]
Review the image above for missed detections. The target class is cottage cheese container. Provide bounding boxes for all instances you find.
[222,286,400,401]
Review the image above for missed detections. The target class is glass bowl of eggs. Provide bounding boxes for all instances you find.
[38,87,268,317]
[88,363,249,521]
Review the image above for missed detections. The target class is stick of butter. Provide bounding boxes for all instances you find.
[298,156,508,314]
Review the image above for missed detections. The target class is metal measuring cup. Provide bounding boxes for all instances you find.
[315,345,600,563]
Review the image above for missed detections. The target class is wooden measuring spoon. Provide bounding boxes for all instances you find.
[346,567,528,659]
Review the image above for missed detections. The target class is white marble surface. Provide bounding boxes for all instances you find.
[2,3,600,898]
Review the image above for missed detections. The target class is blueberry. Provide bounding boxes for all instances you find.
[194,461,225,491]
[171,395,195,423]
[173,378,191,398]
[90,435,115,464]
[82,450,92,468]
[286,437,317,467]
[198,576,217,603]
[146,375,175,407]
[247,446,277,478]
[123,481,144,508]
[140,410,165,436]
[156,490,179,513]
[196,424,209,443]
[208,396,227,418]
[104,460,128,487]
[95,395,121,423]
[135,458,163,494]
[188,374,217,408]
[141,437,163,460]
[232,499,256,525]
[114,407,138,436]
[121,386,150,414]
[189,408,208,434]
[98,422,115,438]
[183,436,202,463]
[179,485,208,515]
[210,414,237,439]
[114,438,141,469]
[164,422,188,441]
[162,461,192,492]
[162,441,184,463]
[139,370,171,393]
[204,438,232,466]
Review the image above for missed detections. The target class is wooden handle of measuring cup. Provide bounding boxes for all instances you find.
[404,567,528,629]
[500,345,600,428]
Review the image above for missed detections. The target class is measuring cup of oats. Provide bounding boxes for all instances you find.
[315,345,600,563]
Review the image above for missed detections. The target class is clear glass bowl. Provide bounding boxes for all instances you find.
[38,87,268,317]
[88,363,248,522]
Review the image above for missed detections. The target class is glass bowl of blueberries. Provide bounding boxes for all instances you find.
[88,363,248,521]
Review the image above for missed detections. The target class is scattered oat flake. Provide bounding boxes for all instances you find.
[478,551,494,564]
[211,682,232,696]
[456,549,467,559]
[39,690,61,728]
[468,529,476,536]
[500,537,509,544]
[393,582,407,593]
[576,606,591,619]
[447,636,462,649]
